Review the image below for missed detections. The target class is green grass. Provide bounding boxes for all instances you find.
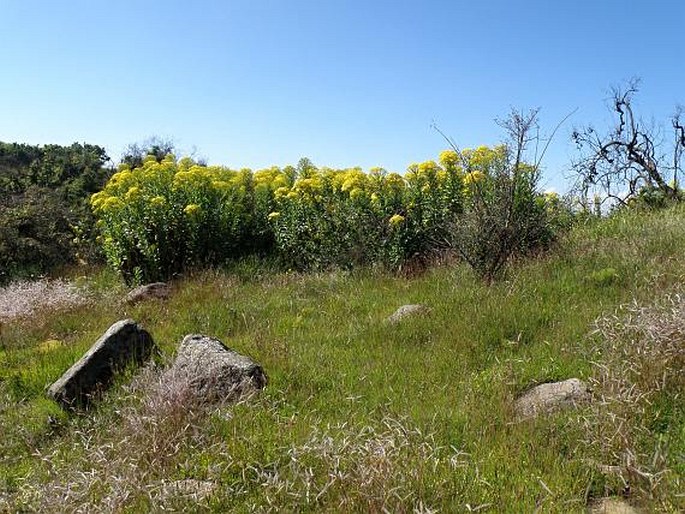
[1,207,684,512]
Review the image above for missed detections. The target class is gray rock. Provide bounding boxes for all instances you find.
[47,319,155,409]
[125,282,170,305]
[167,334,266,403]
[386,304,430,324]
[588,497,640,514]
[514,378,591,418]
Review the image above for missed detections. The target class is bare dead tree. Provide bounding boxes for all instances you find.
[572,80,683,208]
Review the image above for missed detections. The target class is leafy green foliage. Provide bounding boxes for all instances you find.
[93,143,568,282]
[91,156,278,283]
[0,142,112,282]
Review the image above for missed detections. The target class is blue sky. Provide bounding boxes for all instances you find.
[1,0,683,192]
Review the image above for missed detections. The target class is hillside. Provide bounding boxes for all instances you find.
[0,206,683,512]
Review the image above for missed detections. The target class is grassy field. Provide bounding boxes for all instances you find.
[1,207,683,512]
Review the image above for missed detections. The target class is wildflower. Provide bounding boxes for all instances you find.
[417,160,439,175]
[150,195,167,207]
[125,186,140,200]
[268,211,281,220]
[274,186,289,199]
[349,188,364,201]
[389,214,405,226]
[90,191,107,209]
[439,149,460,168]
[464,170,485,185]
[103,196,123,211]
[184,204,201,217]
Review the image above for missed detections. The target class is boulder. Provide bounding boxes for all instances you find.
[166,334,266,403]
[47,319,155,409]
[514,378,591,418]
[588,497,640,514]
[125,282,170,305]
[386,304,430,324]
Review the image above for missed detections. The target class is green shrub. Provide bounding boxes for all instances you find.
[0,142,112,282]
[91,156,279,283]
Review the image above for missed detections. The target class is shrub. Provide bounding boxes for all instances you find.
[269,160,464,270]
[445,112,570,281]
[0,142,112,282]
[91,156,279,283]
[0,187,75,281]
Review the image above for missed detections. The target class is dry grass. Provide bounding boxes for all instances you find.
[243,417,469,513]
[10,361,465,513]
[581,292,685,510]
[0,278,90,323]
[12,362,219,512]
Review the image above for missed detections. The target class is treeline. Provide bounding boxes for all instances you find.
[0,142,112,282]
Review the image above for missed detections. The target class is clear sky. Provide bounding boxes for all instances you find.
[1,0,683,192]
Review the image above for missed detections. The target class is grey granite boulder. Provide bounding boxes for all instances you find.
[47,319,155,409]
[166,334,266,403]
[386,304,430,324]
[514,378,591,418]
[125,282,170,305]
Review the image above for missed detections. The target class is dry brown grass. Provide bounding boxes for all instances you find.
[12,362,221,512]
[0,278,90,323]
[580,292,685,510]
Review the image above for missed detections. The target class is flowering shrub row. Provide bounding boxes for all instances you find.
[91,147,565,283]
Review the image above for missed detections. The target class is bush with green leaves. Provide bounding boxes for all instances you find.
[92,134,568,282]
[0,142,111,282]
[91,155,280,283]
[444,112,571,281]
[268,157,466,270]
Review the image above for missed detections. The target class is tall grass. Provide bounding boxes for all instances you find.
[1,206,684,512]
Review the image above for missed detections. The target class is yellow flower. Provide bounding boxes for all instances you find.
[90,191,107,209]
[268,211,281,220]
[211,180,231,191]
[150,195,167,207]
[417,160,439,175]
[349,188,364,201]
[439,149,460,168]
[125,186,140,200]
[110,170,132,184]
[274,186,290,199]
[103,196,123,211]
[389,214,405,226]
[385,173,406,190]
[464,170,485,185]
[183,204,201,216]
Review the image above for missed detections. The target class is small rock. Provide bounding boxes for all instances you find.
[588,497,640,514]
[47,319,155,409]
[514,378,590,418]
[386,304,430,324]
[125,282,170,305]
[166,334,266,404]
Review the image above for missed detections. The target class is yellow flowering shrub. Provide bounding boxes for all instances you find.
[91,144,562,280]
[91,155,273,283]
